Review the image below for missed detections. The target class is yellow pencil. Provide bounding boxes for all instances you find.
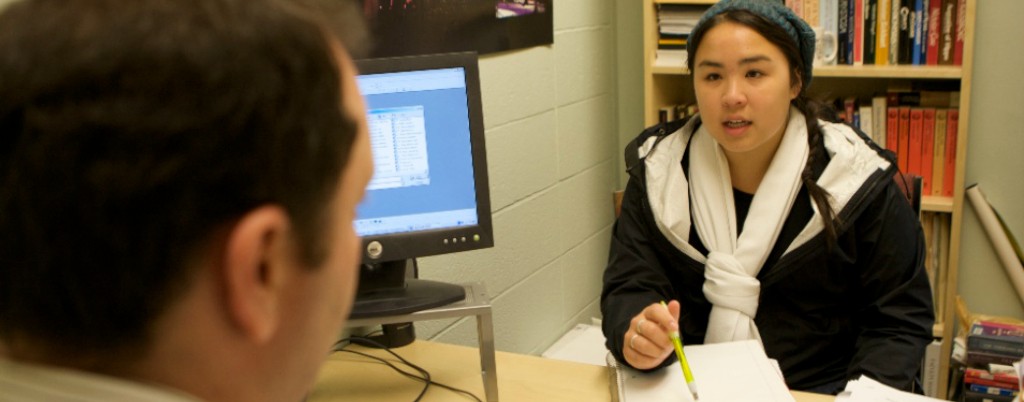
[662,301,699,400]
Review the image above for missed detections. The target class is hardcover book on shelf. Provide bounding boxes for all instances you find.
[938,0,956,65]
[965,376,1019,391]
[838,0,851,64]
[921,108,936,195]
[886,106,900,157]
[897,0,912,64]
[967,350,1022,367]
[932,109,947,196]
[853,0,864,65]
[942,109,958,197]
[859,104,873,138]
[912,0,925,65]
[876,0,891,65]
[872,95,887,147]
[968,321,1024,357]
[965,368,1021,385]
[897,106,911,173]
[908,108,924,176]
[820,0,840,66]
[889,0,901,64]
[863,0,877,64]
[927,0,942,65]
[953,0,966,65]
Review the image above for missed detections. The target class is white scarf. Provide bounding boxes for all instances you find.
[690,108,808,343]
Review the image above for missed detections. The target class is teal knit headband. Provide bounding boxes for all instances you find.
[688,0,816,87]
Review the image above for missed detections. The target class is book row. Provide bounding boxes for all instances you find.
[831,90,960,198]
[785,0,967,66]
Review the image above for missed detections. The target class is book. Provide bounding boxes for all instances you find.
[938,0,956,65]
[965,376,1020,391]
[911,0,924,65]
[839,0,851,64]
[963,389,1016,402]
[872,95,888,147]
[803,0,820,28]
[943,109,958,197]
[966,383,1017,397]
[898,106,911,172]
[922,339,941,397]
[926,0,942,65]
[967,350,1021,367]
[953,0,966,65]
[920,108,936,195]
[966,367,1021,385]
[889,0,902,64]
[854,0,865,65]
[863,0,878,64]
[908,108,923,176]
[897,0,912,64]
[886,107,900,156]
[968,321,1024,356]
[820,0,840,66]
[607,340,795,402]
[859,104,873,138]
[876,0,891,65]
[932,109,947,196]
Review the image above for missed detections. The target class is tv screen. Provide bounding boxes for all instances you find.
[350,52,492,319]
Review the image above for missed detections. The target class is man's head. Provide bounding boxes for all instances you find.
[0,0,371,399]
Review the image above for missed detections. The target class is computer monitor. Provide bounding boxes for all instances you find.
[350,52,493,320]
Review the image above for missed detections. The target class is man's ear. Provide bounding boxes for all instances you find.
[221,205,293,344]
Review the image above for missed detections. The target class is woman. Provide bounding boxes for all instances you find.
[601,0,934,394]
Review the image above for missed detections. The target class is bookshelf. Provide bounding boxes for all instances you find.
[641,0,976,399]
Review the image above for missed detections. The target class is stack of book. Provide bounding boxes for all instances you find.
[783,0,966,66]
[653,5,704,68]
[962,320,1024,402]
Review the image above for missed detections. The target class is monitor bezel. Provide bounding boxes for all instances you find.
[354,52,493,265]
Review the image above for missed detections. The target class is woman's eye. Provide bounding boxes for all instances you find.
[746,70,764,78]
[704,73,721,81]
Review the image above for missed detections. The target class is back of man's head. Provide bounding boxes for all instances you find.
[0,0,359,368]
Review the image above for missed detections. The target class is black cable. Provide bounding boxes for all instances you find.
[333,336,483,402]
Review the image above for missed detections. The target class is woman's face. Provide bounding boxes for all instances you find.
[692,21,800,162]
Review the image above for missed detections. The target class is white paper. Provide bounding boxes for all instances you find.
[619,339,794,402]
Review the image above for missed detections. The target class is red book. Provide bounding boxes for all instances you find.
[908,108,923,176]
[953,0,966,65]
[926,0,942,65]
[964,376,1020,391]
[898,106,911,173]
[886,107,900,156]
[920,108,936,194]
[942,109,958,197]
[854,0,865,64]
[966,368,1021,386]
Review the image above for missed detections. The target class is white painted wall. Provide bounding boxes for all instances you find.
[415,1,618,355]
[956,0,1024,319]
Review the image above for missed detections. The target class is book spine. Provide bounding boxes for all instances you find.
[932,109,947,196]
[938,0,955,65]
[854,0,864,65]
[927,0,941,65]
[942,109,957,197]
[898,106,911,172]
[864,0,877,64]
[898,0,912,64]
[890,0,901,64]
[886,107,900,156]
[804,0,820,28]
[908,108,923,176]
[966,350,1020,367]
[872,95,888,146]
[966,368,1021,384]
[963,389,1016,402]
[822,0,840,66]
[922,339,941,397]
[876,0,891,65]
[953,0,966,65]
[967,384,1017,397]
[967,336,1024,356]
[839,0,851,64]
[912,0,924,65]
[921,108,935,195]
[972,321,1024,336]
[859,105,873,137]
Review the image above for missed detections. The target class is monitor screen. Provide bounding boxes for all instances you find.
[349,52,492,320]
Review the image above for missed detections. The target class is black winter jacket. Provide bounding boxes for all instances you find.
[601,116,934,392]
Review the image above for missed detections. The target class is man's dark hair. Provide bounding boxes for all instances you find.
[0,0,361,362]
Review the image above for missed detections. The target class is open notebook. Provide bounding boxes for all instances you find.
[607,339,795,402]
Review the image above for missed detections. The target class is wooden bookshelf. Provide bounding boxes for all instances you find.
[642,0,977,399]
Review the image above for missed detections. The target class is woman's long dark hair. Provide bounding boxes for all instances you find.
[687,10,841,248]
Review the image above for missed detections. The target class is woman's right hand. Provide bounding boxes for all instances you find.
[621,300,681,369]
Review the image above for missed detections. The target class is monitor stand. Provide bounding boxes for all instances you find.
[349,259,466,319]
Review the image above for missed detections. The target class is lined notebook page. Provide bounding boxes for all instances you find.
[614,339,795,402]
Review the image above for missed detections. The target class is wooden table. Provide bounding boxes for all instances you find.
[307,340,835,402]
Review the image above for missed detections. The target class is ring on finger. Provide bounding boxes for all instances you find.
[636,318,646,335]
[629,333,640,350]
